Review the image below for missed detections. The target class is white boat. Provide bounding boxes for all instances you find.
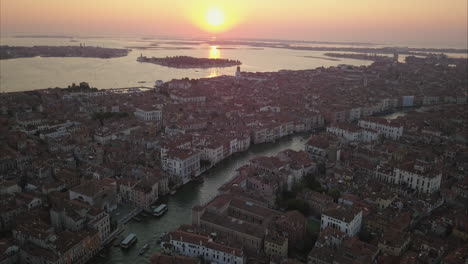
[120,233,137,249]
[153,204,168,217]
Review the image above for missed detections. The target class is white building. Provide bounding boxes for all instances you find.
[374,163,442,194]
[394,167,442,194]
[161,149,201,184]
[170,94,206,103]
[94,131,115,145]
[299,114,325,132]
[200,143,224,165]
[358,117,403,140]
[326,123,361,142]
[321,205,362,237]
[235,66,241,78]
[134,107,162,121]
[236,134,251,152]
[229,138,239,155]
[326,123,379,143]
[166,230,245,264]
[348,107,362,121]
[305,136,329,159]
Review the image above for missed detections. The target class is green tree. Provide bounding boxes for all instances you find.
[303,174,322,191]
[286,199,310,216]
[328,188,341,201]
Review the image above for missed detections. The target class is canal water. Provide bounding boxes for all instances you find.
[95,133,309,264]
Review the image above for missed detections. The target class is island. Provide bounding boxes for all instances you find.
[324,52,391,61]
[137,55,241,68]
[0,45,130,60]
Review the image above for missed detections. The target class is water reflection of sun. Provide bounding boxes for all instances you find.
[209,45,220,59]
[208,70,218,78]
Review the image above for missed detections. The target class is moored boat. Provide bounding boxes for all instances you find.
[120,233,137,249]
[153,204,168,217]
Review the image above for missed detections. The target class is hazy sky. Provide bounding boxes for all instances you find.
[1,0,467,47]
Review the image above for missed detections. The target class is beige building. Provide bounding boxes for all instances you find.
[264,233,288,257]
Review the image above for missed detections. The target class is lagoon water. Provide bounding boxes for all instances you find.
[0,36,376,92]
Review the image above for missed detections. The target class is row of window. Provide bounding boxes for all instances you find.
[174,242,239,264]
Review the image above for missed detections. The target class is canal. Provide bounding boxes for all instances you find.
[95,133,310,264]
[93,108,414,264]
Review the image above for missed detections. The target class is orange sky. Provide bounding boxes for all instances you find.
[1,0,467,47]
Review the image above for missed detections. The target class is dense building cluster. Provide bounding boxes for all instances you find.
[0,55,466,263]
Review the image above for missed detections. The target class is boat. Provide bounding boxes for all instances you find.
[138,243,149,255]
[152,204,168,217]
[120,233,137,249]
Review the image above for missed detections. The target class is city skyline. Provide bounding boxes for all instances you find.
[1,0,467,47]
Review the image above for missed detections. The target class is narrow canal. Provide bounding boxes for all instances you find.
[95,133,310,264]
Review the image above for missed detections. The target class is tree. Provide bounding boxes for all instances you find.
[286,199,310,216]
[19,173,28,191]
[302,233,318,254]
[358,229,372,243]
[303,174,322,191]
[328,188,341,201]
[79,82,90,89]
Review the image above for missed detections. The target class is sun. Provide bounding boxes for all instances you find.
[206,7,225,27]
[189,3,242,33]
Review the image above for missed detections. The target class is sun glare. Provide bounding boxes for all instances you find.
[208,70,219,78]
[209,45,221,59]
[206,7,225,28]
[188,2,245,34]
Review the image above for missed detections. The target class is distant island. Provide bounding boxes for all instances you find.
[302,55,340,61]
[324,53,391,61]
[137,55,241,68]
[206,40,468,55]
[0,45,130,60]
